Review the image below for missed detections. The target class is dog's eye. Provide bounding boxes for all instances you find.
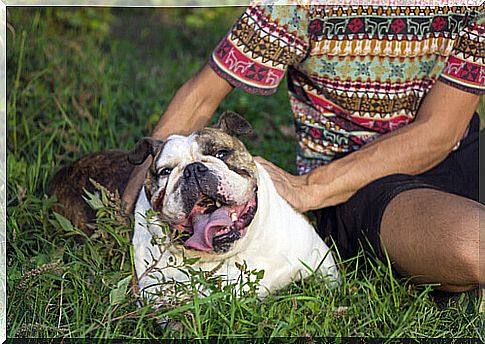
[158,167,172,176]
[214,149,230,160]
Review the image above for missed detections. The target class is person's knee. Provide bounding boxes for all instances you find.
[454,248,479,287]
[443,224,480,290]
[379,189,483,290]
[436,221,481,292]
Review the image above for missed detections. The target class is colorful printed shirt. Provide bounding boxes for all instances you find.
[208,3,485,175]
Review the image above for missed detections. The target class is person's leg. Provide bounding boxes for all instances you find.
[380,188,483,293]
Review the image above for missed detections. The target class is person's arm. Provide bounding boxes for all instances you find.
[257,81,481,213]
[122,64,234,213]
[151,64,234,140]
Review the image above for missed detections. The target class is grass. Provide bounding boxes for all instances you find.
[6,7,485,340]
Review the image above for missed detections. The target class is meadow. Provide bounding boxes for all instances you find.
[6,7,485,339]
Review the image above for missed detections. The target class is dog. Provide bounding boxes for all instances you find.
[49,111,340,303]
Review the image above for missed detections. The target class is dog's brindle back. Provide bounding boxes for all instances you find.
[48,150,135,234]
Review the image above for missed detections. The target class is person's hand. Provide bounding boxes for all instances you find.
[254,156,313,213]
[122,158,151,215]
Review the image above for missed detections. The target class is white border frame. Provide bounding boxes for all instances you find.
[1,1,6,342]
[0,1,482,342]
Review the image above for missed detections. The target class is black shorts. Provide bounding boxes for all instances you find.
[314,113,481,262]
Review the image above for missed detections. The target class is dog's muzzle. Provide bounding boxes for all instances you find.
[171,193,258,253]
[169,162,258,253]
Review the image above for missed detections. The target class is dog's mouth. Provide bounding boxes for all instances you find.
[171,193,258,253]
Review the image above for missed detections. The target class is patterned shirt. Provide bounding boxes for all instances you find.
[208,3,485,174]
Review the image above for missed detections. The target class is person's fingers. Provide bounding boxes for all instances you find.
[254,156,271,166]
[122,160,150,214]
[254,156,283,175]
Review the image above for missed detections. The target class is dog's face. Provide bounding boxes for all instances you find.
[129,112,258,254]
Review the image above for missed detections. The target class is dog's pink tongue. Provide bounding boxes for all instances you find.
[185,207,233,251]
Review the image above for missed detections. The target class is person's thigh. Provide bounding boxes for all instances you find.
[380,188,483,292]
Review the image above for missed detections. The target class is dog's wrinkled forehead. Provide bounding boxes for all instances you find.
[153,134,197,168]
[195,128,248,154]
[194,128,256,175]
[153,129,256,174]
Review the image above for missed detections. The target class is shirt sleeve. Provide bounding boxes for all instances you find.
[208,2,310,95]
[438,5,485,95]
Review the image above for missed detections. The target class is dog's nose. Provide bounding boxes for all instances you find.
[183,162,209,179]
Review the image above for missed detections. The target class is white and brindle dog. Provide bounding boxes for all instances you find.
[49,111,339,304]
[129,112,339,300]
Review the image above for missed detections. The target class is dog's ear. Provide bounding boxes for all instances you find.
[213,111,253,136]
[128,137,164,165]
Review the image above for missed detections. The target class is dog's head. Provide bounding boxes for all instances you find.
[129,111,258,254]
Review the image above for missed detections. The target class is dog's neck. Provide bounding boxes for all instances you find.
[230,162,275,249]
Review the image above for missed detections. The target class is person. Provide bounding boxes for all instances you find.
[123,3,484,305]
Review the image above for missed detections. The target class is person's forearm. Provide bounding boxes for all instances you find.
[152,63,234,140]
[304,81,480,210]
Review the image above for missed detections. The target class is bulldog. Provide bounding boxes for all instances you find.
[128,112,339,300]
[49,111,339,304]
